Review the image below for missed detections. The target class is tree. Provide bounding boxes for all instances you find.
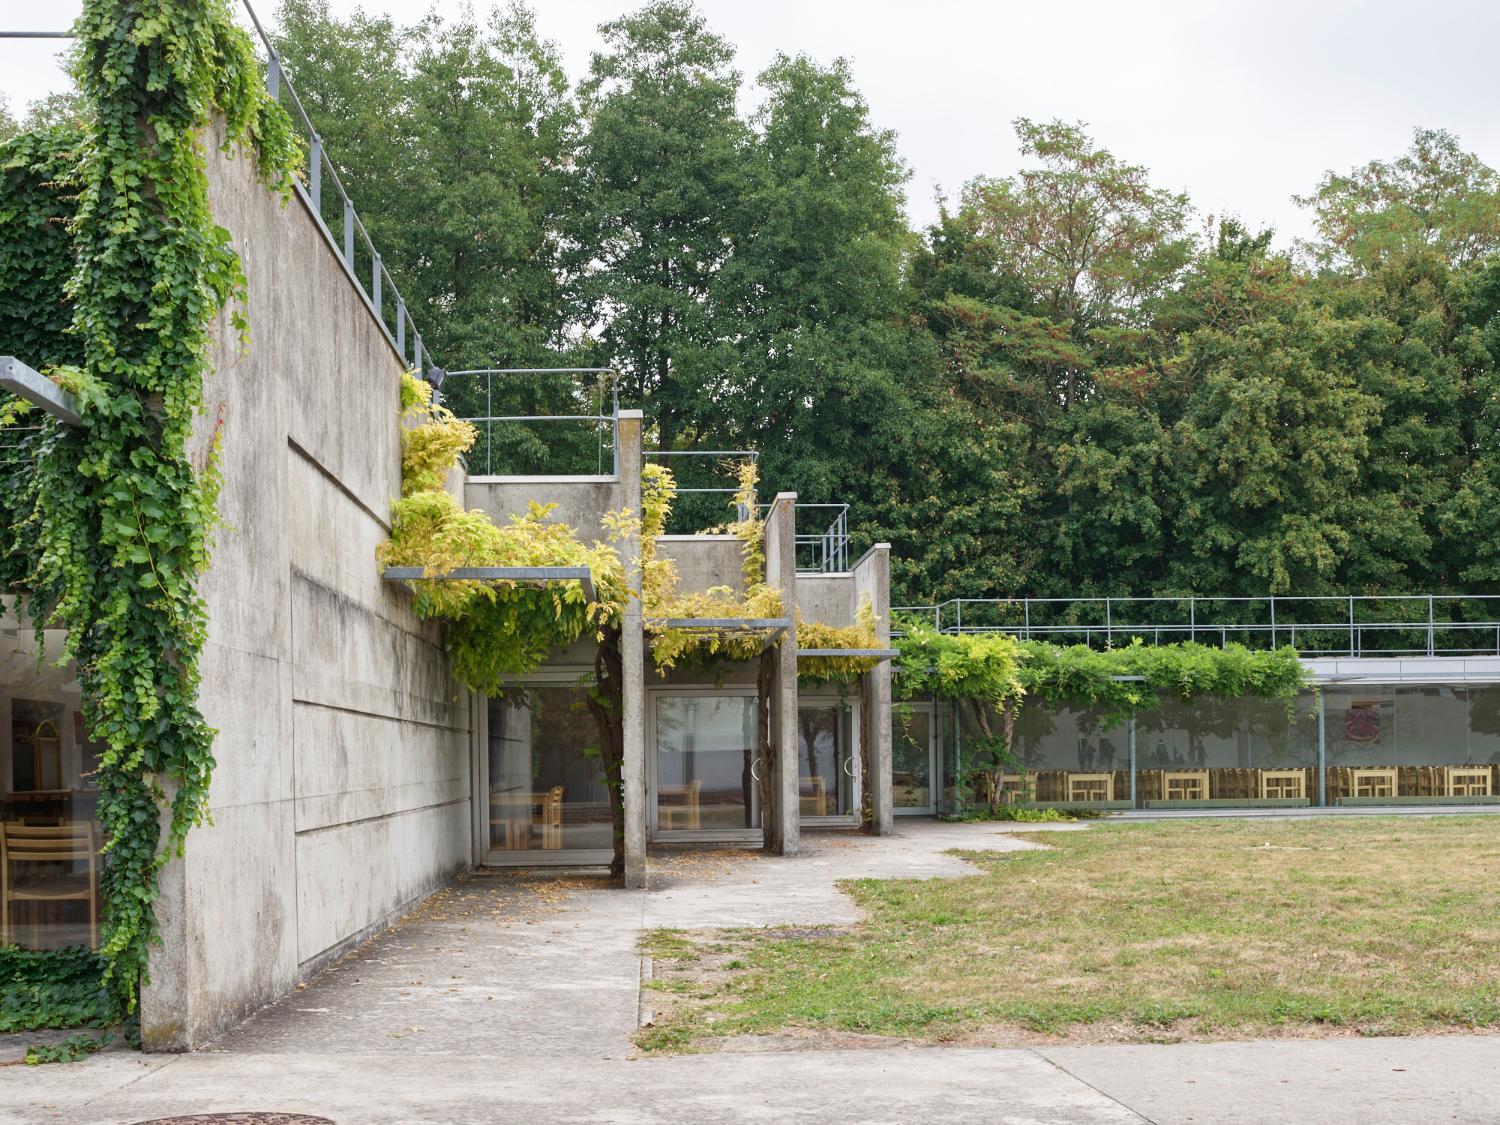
[1298,128,1500,272]
[708,53,913,519]
[1167,235,1378,594]
[955,118,1194,407]
[571,1,747,451]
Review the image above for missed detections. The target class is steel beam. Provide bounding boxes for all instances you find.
[0,357,83,426]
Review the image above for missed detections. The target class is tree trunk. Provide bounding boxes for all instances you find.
[757,647,776,851]
[587,625,627,878]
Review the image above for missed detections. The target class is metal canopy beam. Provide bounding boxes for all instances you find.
[382,565,596,603]
[796,648,899,660]
[646,617,791,653]
[0,357,83,426]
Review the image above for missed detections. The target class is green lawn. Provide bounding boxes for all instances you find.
[640,817,1500,1051]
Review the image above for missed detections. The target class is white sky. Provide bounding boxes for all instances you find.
[4,0,1498,247]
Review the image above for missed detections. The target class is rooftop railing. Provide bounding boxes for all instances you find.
[240,0,436,375]
[786,503,850,574]
[444,368,620,477]
[893,595,1500,658]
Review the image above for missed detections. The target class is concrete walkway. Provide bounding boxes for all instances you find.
[7,821,1500,1124]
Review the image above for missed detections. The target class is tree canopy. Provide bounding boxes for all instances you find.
[261,0,1500,605]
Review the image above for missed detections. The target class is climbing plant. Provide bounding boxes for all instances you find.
[3,0,298,1023]
[379,373,629,693]
[796,599,882,685]
[640,460,784,670]
[892,625,1308,806]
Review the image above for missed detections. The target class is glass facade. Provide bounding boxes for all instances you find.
[796,703,856,818]
[487,685,613,855]
[932,683,1500,811]
[893,706,934,812]
[653,694,760,833]
[2,605,104,950]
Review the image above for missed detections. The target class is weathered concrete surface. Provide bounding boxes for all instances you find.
[142,127,471,1049]
[11,821,1500,1124]
[854,543,894,835]
[465,477,619,542]
[1036,1036,1500,1125]
[654,534,746,594]
[619,411,648,888]
[765,493,800,856]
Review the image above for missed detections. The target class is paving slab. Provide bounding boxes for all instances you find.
[1038,1036,1500,1125]
[8,1046,1148,1125]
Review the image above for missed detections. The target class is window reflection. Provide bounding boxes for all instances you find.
[487,685,613,853]
[3,602,104,950]
[654,695,759,832]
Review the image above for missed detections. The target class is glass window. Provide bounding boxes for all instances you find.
[654,695,759,832]
[3,602,104,951]
[893,707,933,811]
[1009,700,1127,805]
[797,704,855,817]
[487,685,612,853]
[1134,693,1317,806]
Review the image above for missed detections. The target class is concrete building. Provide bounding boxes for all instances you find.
[0,123,894,1050]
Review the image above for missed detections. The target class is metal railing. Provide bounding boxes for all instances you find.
[788,504,850,574]
[446,368,620,477]
[647,450,759,523]
[893,595,1500,658]
[239,0,436,375]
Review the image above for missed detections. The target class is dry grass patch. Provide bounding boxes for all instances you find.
[638,817,1500,1051]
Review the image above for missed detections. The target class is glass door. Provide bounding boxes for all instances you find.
[798,702,860,825]
[894,704,936,815]
[483,681,614,865]
[651,692,762,840]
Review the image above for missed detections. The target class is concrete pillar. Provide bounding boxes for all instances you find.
[764,492,799,856]
[617,410,648,888]
[854,544,894,835]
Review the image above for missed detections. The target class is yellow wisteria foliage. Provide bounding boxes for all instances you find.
[378,373,628,688]
[641,459,785,670]
[796,598,883,684]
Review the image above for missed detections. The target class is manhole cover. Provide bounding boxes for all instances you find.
[130,1116,335,1125]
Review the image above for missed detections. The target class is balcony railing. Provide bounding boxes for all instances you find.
[892,595,1500,658]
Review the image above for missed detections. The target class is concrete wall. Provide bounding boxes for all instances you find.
[465,476,620,543]
[143,129,471,1050]
[655,535,746,595]
[798,574,855,626]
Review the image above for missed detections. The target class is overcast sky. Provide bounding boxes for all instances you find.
[4,0,1498,247]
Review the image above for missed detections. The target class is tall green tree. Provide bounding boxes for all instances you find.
[572,0,747,450]
[709,54,912,509]
[1298,127,1500,272]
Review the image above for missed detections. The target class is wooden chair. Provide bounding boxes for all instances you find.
[537,785,564,850]
[999,773,1037,805]
[1259,769,1307,800]
[799,776,828,816]
[1446,767,1492,798]
[658,780,702,829]
[1163,770,1210,801]
[1349,767,1398,799]
[1,822,98,949]
[1066,772,1114,803]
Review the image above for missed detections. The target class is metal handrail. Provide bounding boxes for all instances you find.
[446,368,620,477]
[893,595,1500,658]
[788,504,850,574]
[239,0,436,375]
[647,450,759,519]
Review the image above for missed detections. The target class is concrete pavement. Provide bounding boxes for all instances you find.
[6,820,1499,1124]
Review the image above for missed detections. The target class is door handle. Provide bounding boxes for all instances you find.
[842,757,857,778]
[750,757,763,782]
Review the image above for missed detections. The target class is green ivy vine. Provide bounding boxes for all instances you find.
[4,0,297,1023]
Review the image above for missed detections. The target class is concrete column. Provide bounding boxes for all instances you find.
[764,492,799,856]
[617,410,648,888]
[854,544,893,835]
